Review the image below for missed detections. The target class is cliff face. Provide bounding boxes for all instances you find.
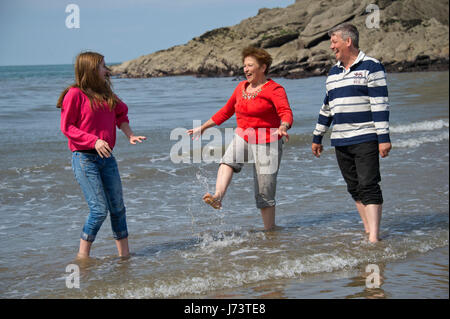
[111,0,449,78]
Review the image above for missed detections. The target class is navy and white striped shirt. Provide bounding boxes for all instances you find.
[313,51,390,147]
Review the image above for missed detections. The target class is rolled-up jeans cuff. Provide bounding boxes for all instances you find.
[81,232,96,243]
[113,230,128,240]
[361,198,383,205]
[256,198,276,209]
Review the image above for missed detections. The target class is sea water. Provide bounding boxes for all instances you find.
[0,65,448,298]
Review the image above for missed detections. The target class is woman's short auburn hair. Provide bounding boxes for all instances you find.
[242,47,272,75]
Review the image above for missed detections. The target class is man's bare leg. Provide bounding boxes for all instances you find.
[355,201,370,234]
[260,206,276,230]
[365,204,382,243]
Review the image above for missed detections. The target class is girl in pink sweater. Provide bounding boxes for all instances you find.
[57,52,146,258]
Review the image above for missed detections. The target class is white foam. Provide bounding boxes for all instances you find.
[148,155,171,163]
[197,231,265,253]
[101,253,360,298]
[230,248,255,256]
[94,231,449,299]
[390,119,449,133]
[393,132,449,148]
[180,231,265,259]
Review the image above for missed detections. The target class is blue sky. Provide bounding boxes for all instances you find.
[0,0,294,66]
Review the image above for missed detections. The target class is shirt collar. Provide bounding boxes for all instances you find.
[336,51,366,69]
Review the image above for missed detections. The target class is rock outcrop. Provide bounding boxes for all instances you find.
[111,0,449,78]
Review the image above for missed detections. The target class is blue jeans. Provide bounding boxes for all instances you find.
[72,152,128,242]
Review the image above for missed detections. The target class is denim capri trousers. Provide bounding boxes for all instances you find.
[72,151,128,242]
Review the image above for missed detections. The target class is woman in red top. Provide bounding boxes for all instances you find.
[188,47,293,230]
[57,52,146,258]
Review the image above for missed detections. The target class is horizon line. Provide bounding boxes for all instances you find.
[0,62,123,68]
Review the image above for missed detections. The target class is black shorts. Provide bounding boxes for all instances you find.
[335,140,383,205]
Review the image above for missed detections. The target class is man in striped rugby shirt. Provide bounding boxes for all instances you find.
[312,23,392,243]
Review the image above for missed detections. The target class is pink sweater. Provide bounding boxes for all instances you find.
[60,87,129,152]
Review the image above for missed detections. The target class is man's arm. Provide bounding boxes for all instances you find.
[312,93,333,157]
[368,63,391,157]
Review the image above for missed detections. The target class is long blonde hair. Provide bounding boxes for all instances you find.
[57,51,118,110]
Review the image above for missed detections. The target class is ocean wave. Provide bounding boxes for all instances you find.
[285,119,450,148]
[285,133,314,147]
[393,132,449,148]
[197,231,254,251]
[180,230,267,258]
[99,253,361,299]
[95,228,448,299]
[390,119,449,133]
[288,119,450,148]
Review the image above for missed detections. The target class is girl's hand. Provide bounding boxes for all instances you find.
[95,139,112,158]
[129,135,147,145]
[119,123,146,145]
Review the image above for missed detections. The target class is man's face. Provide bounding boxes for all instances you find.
[330,32,349,62]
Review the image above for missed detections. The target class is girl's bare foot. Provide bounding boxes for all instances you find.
[76,252,90,260]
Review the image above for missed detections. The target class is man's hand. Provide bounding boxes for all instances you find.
[379,142,392,158]
[312,143,323,158]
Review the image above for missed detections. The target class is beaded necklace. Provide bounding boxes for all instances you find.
[242,81,268,100]
[242,88,262,100]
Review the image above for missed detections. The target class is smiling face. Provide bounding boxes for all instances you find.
[330,31,351,63]
[243,56,266,84]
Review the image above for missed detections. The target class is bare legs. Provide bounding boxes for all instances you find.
[213,163,234,204]
[77,239,92,259]
[77,237,130,259]
[355,201,370,234]
[202,164,234,209]
[355,201,382,243]
[204,164,276,230]
[115,238,130,257]
[260,206,276,230]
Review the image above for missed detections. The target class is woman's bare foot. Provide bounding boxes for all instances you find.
[203,193,222,209]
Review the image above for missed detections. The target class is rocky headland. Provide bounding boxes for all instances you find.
[110,0,449,79]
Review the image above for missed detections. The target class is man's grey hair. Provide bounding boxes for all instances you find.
[328,23,359,49]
